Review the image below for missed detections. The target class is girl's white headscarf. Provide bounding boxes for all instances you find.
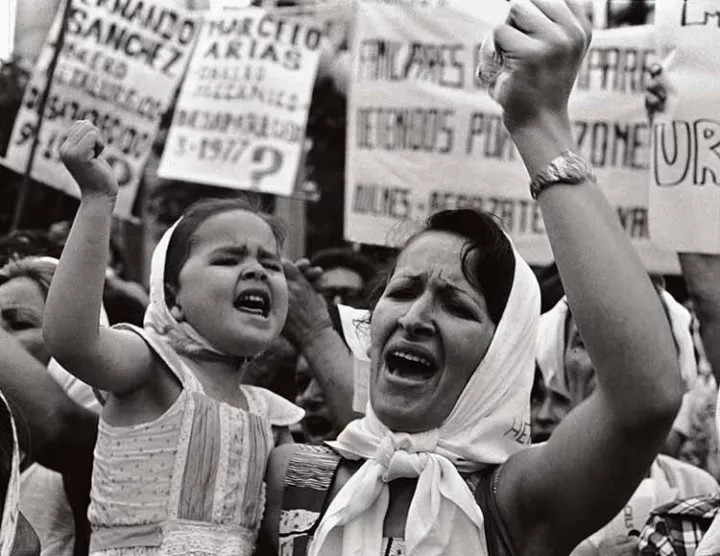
[536,291,697,400]
[144,219,245,363]
[0,390,20,556]
[310,245,540,556]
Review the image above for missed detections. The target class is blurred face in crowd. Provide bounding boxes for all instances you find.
[295,357,337,444]
[0,277,50,365]
[531,316,598,442]
[369,231,496,432]
[530,371,572,443]
[317,267,365,307]
[173,210,289,357]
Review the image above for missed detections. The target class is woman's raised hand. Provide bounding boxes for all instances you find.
[59,120,118,200]
[494,0,592,132]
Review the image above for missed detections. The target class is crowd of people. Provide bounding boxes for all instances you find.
[2,1,720,555]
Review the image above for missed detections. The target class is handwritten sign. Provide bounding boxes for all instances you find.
[157,8,321,196]
[649,0,720,253]
[1,0,198,218]
[345,3,679,274]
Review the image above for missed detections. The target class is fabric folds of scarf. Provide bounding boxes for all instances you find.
[536,291,697,399]
[143,219,243,363]
[0,390,20,556]
[311,246,540,556]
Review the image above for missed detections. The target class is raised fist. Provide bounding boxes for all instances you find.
[59,120,118,200]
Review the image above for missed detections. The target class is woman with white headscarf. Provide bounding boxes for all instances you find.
[257,2,685,555]
[0,256,106,556]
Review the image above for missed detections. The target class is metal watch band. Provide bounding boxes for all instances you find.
[529,149,595,200]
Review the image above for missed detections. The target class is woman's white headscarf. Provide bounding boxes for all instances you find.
[310,244,540,556]
[536,290,697,401]
[0,390,20,556]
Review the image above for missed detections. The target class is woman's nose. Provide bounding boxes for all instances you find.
[398,296,435,337]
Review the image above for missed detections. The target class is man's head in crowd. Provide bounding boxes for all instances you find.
[310,248,375,308]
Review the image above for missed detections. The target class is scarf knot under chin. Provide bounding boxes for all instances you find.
[375,431,436,482]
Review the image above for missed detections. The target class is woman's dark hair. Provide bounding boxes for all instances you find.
[163,198,285,307]
[366,209,515,325]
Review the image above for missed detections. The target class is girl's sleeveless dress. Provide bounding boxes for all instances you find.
[88,325,301,556]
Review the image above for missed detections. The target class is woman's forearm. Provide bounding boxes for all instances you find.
[513,115,682,426]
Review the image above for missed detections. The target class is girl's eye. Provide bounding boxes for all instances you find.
[262,261,282,271]
[213,257,238,266]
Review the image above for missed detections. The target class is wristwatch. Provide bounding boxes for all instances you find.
[529,149,595,200]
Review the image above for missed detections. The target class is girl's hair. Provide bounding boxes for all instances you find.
[0,257,57,299]
[366,209,515,325]
[164,198,286,308]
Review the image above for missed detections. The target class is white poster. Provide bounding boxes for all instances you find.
[345,4,679,274]
[2,0,198,218]
[158,8,321,196]
[649,0,720,253]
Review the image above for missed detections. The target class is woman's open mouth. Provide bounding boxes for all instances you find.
[385,348,438,382]
[303,415,335,441]
[234,288,270,318]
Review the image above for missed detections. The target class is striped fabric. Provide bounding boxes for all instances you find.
[88,326,275,556]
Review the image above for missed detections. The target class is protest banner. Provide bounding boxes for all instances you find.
[345,3,680,274]
[157,8,322,197]
[1,0,198,219]
[649,0,720,254]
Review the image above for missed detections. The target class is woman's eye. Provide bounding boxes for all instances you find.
[386,286,414,300]
[447,300,474,319]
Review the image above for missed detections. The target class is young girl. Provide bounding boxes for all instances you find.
[44,120,303,555]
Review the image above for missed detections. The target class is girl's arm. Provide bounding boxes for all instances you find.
[44,121,154,394]
[491,2,683,553]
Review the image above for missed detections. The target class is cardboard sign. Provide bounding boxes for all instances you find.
[2,0,198,218]
[345,4,680,273]
[649,0,720,253]
[157,8,321,196]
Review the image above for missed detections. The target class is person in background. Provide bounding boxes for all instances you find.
[310,248,376,309]
[0,256,105,556]
[0,389,40,556]
[533,294,719,556]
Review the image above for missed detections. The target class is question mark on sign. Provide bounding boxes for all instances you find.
[249,146,283,189]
